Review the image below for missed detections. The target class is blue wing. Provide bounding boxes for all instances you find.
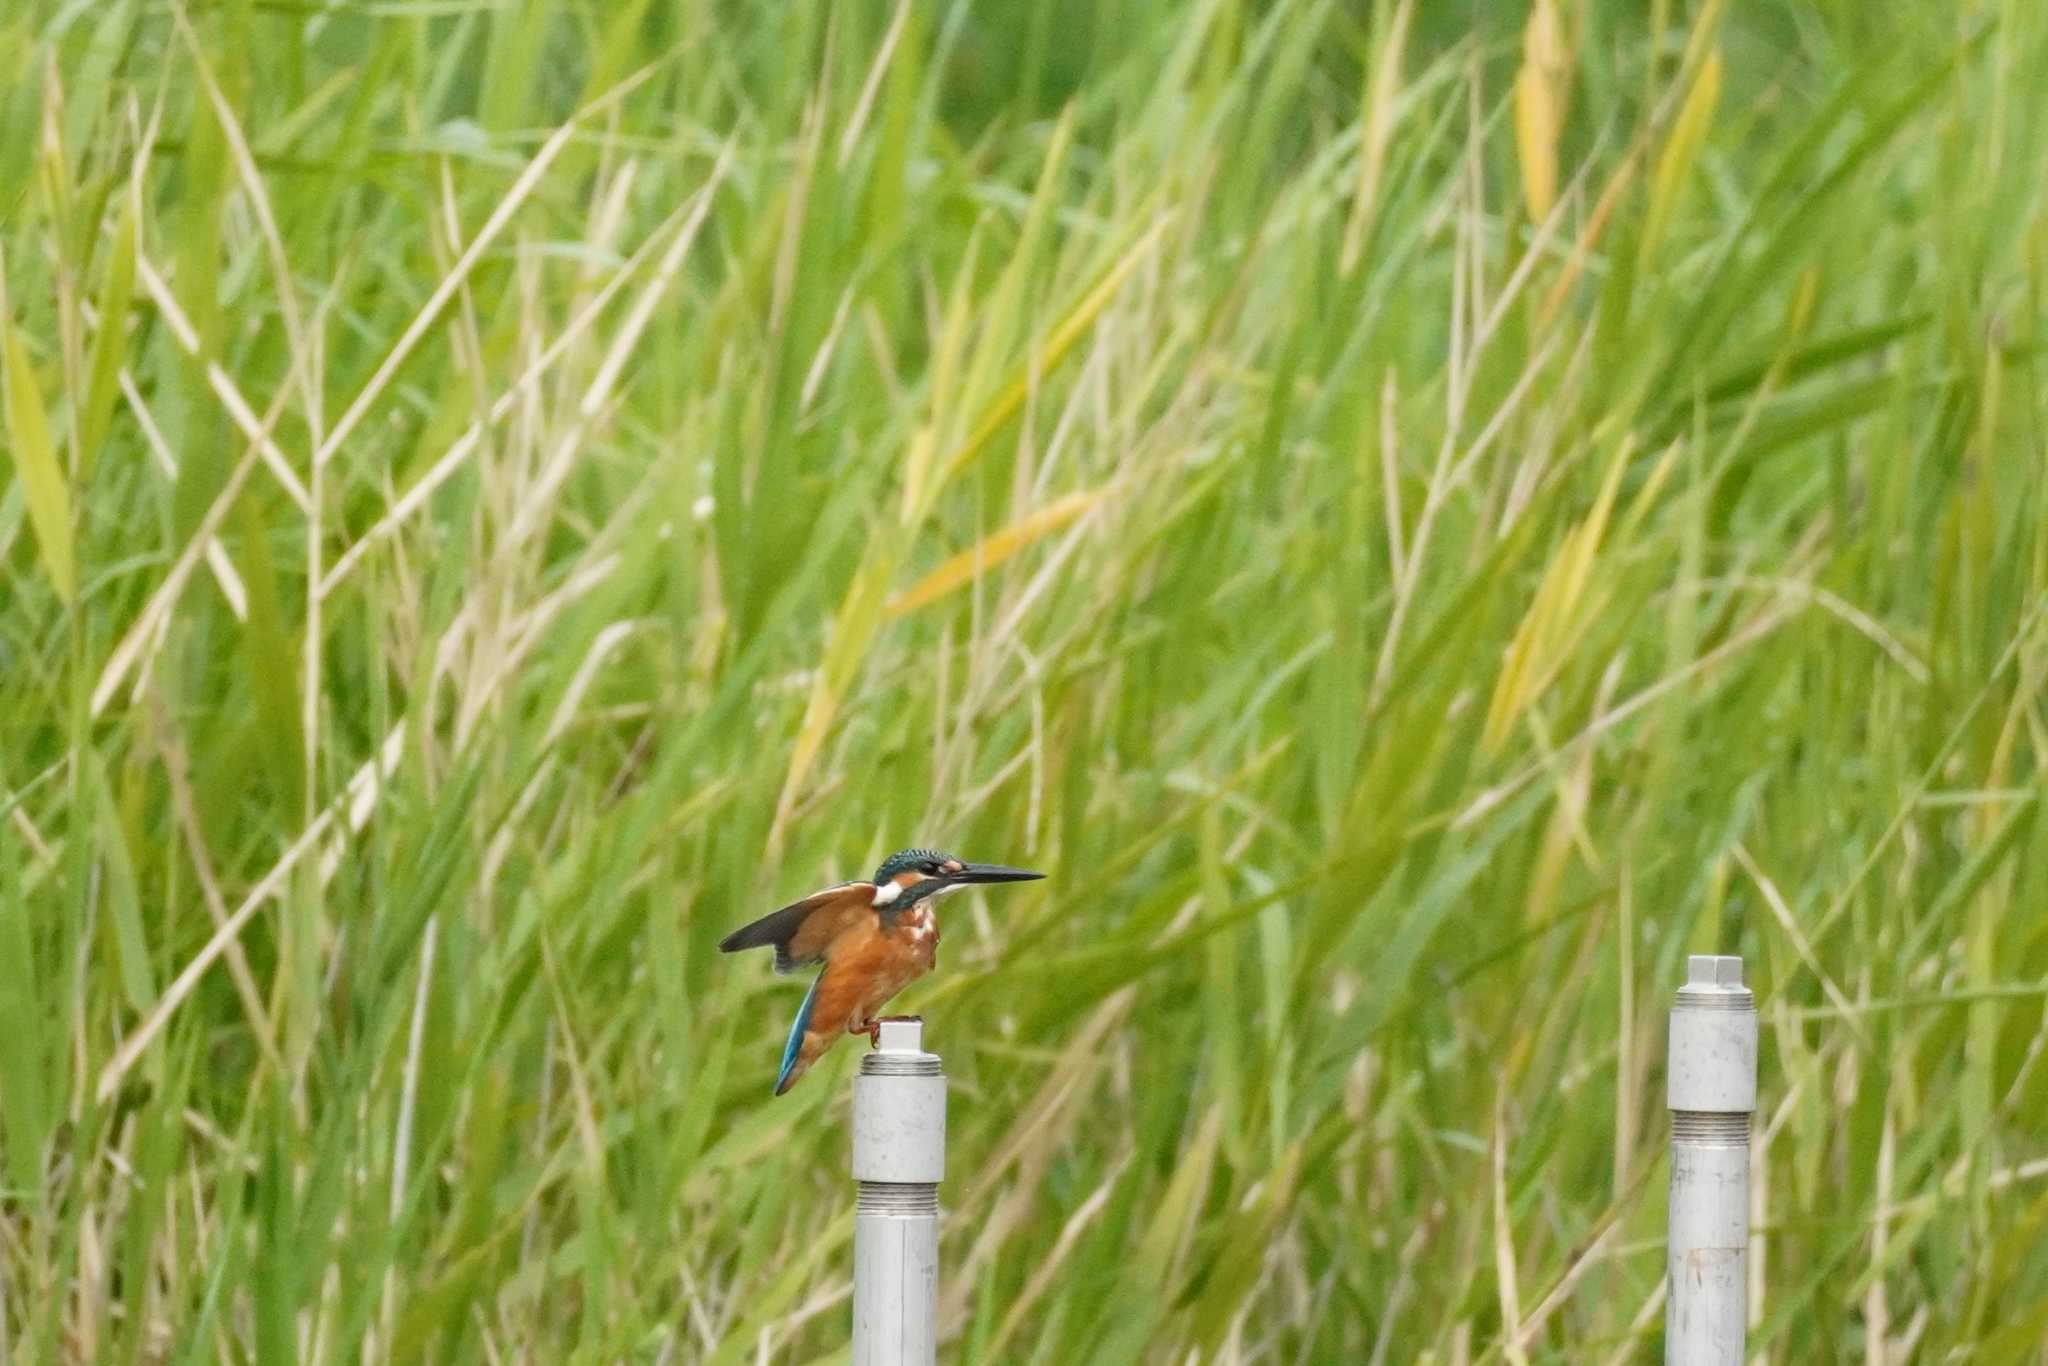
[774,970,825,1094]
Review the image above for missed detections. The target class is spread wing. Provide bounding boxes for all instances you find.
[717,881,878,973]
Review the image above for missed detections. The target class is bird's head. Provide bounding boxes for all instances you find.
[870,847,1043,908]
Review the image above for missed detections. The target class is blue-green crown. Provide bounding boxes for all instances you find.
[874,847,951,882]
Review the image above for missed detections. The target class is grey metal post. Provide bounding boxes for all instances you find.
[1665,954,1758,1366]
[852,1019,945,1366]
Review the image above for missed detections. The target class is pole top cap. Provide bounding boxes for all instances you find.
[1676,954,1754,1009]
[873,1018,925,1053]
[1687,955,1744,989]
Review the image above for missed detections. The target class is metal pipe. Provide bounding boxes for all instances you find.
[852,1018,945,1366]
[1665,954,1758,1366]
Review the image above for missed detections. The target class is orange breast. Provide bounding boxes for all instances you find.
[809,908,939,1033]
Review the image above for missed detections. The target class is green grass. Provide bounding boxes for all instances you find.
[2,0,2047,1359]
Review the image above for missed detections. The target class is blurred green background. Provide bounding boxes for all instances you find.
[3,0,2046,1360]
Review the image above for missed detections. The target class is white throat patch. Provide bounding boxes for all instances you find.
[871,881,903,907]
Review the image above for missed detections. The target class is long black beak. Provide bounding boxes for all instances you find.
[954,862,1044,885]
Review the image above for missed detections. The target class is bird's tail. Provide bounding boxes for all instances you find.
[774,971,825,1095]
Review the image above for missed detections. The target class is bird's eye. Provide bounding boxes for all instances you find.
[924,860,941,874]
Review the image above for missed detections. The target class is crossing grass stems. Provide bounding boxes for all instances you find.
[1,0,2046,1359]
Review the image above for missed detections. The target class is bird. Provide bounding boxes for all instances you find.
[719,847,1044,1094]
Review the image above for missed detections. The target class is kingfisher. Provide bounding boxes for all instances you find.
[719,848,1043,1094]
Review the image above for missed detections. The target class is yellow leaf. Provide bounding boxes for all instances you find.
[1513,0,1571,223]
[1341,0,1414,275]
[0,251,75,604]
[1643,49,1723,259]
[886,488,1105,616]
[1482,440,1633,752]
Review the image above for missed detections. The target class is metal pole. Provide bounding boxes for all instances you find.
[852,1018,944,1366]
[1665,954,1758,1366]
